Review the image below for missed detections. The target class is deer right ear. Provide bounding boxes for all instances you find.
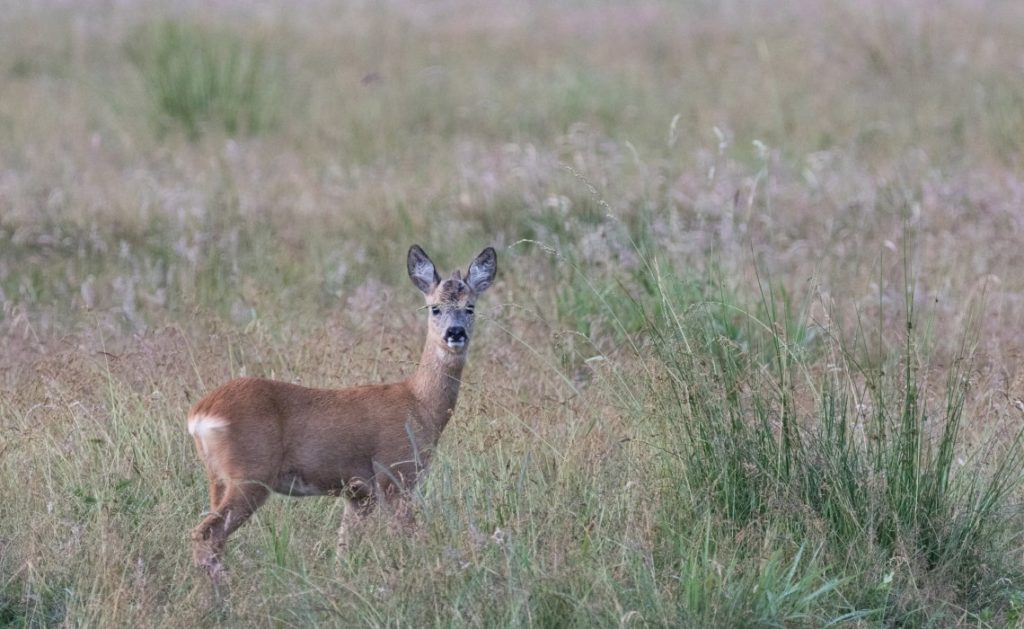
[407,245,440,294]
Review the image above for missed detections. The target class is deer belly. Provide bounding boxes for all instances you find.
[272,471,338,497]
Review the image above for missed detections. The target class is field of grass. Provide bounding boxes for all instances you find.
[3,0,1024,626]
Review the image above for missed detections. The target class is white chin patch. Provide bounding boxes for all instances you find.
[446,339,466,350]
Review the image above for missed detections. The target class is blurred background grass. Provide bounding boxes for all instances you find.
[2,0,1024,626]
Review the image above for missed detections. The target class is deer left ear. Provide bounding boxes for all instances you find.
[466,247,497,293]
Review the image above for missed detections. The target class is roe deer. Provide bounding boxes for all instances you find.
[188,245,496,580]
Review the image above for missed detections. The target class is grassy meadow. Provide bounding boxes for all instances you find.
[3,0,1024,625]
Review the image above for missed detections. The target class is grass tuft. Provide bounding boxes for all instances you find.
[128,19,283,139]
[638,252,1024,624]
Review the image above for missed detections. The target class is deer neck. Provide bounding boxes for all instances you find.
[408,339,466,434]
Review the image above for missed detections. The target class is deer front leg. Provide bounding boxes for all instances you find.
[372,458,422,526]
[337,482,375,555]
[377,475,418,536]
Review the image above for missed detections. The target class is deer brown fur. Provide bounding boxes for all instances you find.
[188,245,497,581]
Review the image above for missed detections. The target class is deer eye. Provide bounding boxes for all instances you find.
[431,306,441,316]
[466,305,475,314]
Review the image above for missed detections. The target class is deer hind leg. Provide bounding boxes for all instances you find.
[207,479,226,511]
[191,481,269,580]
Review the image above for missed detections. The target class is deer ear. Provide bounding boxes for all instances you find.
[466,247,497,293]
[407,245,440,294]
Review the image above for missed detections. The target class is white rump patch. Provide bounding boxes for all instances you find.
[188,414,229,455]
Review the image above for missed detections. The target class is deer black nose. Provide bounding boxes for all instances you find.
[445,326,467,342]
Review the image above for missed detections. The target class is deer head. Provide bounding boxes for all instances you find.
[407,245,497,355]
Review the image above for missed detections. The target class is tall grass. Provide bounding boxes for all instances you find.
[635,253,1024,624]
[3,0,1024,626]
[4,226,1024,627]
